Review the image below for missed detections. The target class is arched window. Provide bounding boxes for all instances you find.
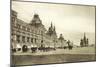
[16,35,20,43]
[27,37,29,42]
[35,38,36,43]
[31,38,33,43]
[22,36,25,43]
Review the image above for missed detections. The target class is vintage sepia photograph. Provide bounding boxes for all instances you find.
[11,0,96,66]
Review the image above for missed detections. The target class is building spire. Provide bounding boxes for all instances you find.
[84,32,86,39]
[51,22,53,28]
[54,26,55,31]
[84,32,85,36]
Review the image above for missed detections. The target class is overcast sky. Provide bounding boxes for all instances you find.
[12,1,95,45]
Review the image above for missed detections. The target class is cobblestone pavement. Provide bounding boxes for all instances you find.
[11,47,96,65]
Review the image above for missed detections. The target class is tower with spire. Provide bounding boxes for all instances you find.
[80,33,89,47]
[47,22,57,37]
[46,22,58,48]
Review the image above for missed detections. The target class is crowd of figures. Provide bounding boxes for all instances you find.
[11,33,90,53]
[12,40,73,53]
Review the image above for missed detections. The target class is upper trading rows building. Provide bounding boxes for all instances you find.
[11,10,68,49]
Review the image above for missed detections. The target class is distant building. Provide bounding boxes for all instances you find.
[80,33,89,47]
[46,23,58,48]
[58,34,67,48]
[11,10,68,50]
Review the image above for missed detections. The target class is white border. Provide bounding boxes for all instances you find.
[0,0,99,67]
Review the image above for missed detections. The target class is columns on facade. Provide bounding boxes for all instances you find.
[24,36,27,44]
[20,35,22,46]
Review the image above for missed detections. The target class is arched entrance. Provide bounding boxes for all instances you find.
[22,45,28,52]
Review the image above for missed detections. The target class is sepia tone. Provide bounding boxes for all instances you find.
[11,0,96,66]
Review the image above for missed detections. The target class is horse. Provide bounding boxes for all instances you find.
[67,40,73,50]
[31,47,37,53]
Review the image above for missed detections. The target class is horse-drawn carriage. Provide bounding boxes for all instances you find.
[67,40,73,50]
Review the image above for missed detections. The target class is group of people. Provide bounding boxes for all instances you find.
[12,40,73,53]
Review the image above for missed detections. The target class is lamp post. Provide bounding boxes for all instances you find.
[53,40,55,50]
[41,31,43,48]
[34,23,37,48]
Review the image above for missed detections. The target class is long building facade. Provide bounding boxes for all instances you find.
[11,10,68,50]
